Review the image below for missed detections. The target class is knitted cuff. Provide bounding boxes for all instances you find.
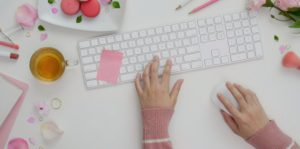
[247,120,293,149]
[142,108,174,140]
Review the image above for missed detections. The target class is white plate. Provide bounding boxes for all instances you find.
[38,0,126,32]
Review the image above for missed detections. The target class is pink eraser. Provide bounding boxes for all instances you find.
[61,0,80,15]
[80,0,101,17]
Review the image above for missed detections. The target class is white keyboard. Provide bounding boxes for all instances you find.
[78,11,263,90]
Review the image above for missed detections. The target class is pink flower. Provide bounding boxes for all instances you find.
[275,0,300,11]
[248,0,267,11]
[15,3,38,29]
[35,101,50,117]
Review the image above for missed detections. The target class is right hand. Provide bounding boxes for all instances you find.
[218,82,270,140]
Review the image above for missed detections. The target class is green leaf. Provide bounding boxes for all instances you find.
[289,20,300,28]
[288,7,300,12]
[48,0,55,4]
[38,25,46,31]
[76,15,82,23]
[274,35,279,42]
[263,0,274,7]
[112,1,120,8]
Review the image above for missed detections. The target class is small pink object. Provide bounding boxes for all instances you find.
[16,3,38,29]
[26,116,35,124]
[51,7,58,14]
[282,51,300,70]
[40,33,48,41]
[97,49,123,84]
[189,0,219,14]
[8,138,29,149]
[279,45,288,54]
[0,41,19,50]
[34,101,50,117]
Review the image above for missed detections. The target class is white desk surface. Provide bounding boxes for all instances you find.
[1,0,300,148]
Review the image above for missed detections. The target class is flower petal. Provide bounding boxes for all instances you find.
[16,3,38,29]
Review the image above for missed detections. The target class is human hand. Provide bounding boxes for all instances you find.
[134,56,184,109]
[218,82,269,140]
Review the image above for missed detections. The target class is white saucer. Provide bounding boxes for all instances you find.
[37,0,126,32]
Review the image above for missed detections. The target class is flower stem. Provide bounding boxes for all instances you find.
[272,5,296,22]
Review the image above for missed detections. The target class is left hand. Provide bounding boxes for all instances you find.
[134,56,184,109]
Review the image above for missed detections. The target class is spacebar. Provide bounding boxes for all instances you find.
[120,73,137,82]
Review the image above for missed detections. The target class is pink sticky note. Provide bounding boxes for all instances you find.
[97,50,123,84]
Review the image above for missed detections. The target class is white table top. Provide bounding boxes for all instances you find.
[1,0,300,148]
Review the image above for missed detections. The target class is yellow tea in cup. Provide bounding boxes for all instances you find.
[30,47,66,82]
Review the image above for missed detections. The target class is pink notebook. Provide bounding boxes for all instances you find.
[0,73,28,148]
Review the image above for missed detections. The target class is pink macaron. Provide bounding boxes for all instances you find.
[61,0,80,15]
[80,0,101,17]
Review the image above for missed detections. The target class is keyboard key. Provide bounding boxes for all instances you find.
[212,49,219,57]
[139,30,147,37]
[85,72,97,80]
[147,29,155,35]
[123,33,131,40]
[81,50,88,56]
[121,73,136,82]
[231,53,247,62]
[162,51,170,58]
[181,64,191,70]
[232,13,240,20]
[227,30,234,38]
[238,45,246,52]
[89,48,96,54]
[84,64,97,72]
[188,21,196,28]
[131,32,139,38]
[80,41,90,48]
[130,57,137,63]
[221,56,229,63]
[198,20,206,27]
[184,53,201,61]
[192,61,203,68]
[205,59,213,66]
[126,49,134,56]
[138,55,145,62]
[255,42,263,56]
[87,80,98,88]
[224,15,232,22]
[230,46,237,53]
[91,39,98,46]
[164,25,172,32]
[122,58,129,65]
[186,46,199,53]
[247,51,256,58]
[127,65,134,72]
[214,17,222,23]
[172,65,181,72]
[82,57,93,64]
[213,58,221,65]
[180,22,188,29]
[253,34,260,41]
[134,48,142,54]
[170,50,178,56]
[208,26,215,33]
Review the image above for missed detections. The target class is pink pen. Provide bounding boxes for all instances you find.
[189,0,219,15]
[0,41,19,50]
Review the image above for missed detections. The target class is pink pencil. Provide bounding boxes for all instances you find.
[189,0,219,15]
[0,41,19,50]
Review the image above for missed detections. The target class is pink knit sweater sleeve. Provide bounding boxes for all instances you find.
[247,121,299,149]
[142,108,174,149]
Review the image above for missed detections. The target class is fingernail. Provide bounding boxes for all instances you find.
[167,59,172,65]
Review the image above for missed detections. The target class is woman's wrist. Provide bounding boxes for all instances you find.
[142,108,174,140]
